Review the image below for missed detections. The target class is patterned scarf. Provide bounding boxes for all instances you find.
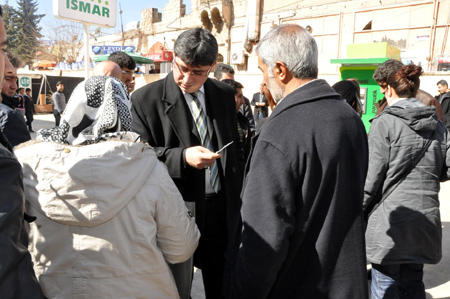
[38,76,133,145]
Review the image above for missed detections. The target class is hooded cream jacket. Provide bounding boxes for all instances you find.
[15,139,200,299]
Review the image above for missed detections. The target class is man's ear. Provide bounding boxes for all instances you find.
[274,61,289,83]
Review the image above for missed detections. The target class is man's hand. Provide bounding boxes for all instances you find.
[185,146,221,169]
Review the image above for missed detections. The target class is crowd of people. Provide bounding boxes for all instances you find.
[1,3,450,298]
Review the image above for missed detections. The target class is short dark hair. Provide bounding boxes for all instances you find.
[221,79,244,95]
[6,51,22,68]
[17,87,24,92]
[108,51,136,70]
[0,6,3,18]
[174,28,218,67]
[373,59,404,83]
[26,88,31,92]
[437,79,448,87]
[214,63,234,79]
[332,80,362,115]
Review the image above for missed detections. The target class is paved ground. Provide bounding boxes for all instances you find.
[425,180,450,299]
[30,113,450,299]
[28,113,54,140]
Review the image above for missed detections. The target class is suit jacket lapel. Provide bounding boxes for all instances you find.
[162,73,201,146]
[204,79,228,172]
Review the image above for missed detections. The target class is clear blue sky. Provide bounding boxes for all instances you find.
[7,0,190,39]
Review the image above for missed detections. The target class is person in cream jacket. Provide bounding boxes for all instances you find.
[15,75,200,298]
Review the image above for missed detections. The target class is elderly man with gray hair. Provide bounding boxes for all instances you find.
[228,24,369,298]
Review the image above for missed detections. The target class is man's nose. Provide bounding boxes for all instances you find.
[182,71,194,82]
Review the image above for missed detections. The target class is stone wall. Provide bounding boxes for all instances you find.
[163,0,186,22]
[141,8,162,32]
[88,0,450,75]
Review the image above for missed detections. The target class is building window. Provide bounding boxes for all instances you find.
[363,21,372,31]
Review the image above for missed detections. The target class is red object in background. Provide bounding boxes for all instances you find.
[32,60,57,68]
[144,42,173,62]
[438,58,450,64]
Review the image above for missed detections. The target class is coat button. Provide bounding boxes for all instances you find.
[232,167,236,173]
[64,148,71,153]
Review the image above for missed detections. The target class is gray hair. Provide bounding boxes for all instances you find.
[256,24,318,79]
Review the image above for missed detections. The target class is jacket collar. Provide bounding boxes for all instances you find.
[161,73,200,143]
[269,79,341,120]
[1,93,16,110]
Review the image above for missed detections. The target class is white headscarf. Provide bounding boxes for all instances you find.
[38,76,133,145]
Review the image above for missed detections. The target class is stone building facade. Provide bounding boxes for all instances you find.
[88,0,450,95]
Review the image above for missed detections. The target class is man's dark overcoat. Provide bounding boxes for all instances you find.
[230,79,369,298]
[251,92,269,119]
[23,94,34,124]
[131,73,243,242]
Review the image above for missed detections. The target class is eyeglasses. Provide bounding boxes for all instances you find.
[172,60,212,77]
[122,70,135,76]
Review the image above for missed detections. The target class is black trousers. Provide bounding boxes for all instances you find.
[195,192,228,299]
[26,119,32,131]
[53,110,61,127]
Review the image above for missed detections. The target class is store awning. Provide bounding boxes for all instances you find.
[144,42,173,62]
[92,52,154,64]
[439,58,450,64]
[330,58,389,66]
[33,60,57,68]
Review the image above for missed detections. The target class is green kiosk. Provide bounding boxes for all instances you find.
[331,42,401,132]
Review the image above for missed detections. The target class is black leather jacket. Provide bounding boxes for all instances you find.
[0,101,31,147]
[0,132,44,297]
[439,92,450,130]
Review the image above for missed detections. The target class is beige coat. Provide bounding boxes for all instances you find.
[15,139,200,299]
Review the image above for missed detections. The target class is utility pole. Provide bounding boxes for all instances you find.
[84,23,90,79]
[119,4,124,46]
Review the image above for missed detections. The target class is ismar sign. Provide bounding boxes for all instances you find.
[53,0,116,28]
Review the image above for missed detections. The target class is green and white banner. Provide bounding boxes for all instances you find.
[53,0,116,27]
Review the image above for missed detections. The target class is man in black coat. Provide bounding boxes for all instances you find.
[214,63,255,133]
[221,79,253,174]
[24,88,35,132]
[229,24,369,298]
[251,83,269,125]
[131,28,242,299]
[0,52,30,146]
[16,87,34,133]
[0,6,44,297]
[436,79,450,130]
